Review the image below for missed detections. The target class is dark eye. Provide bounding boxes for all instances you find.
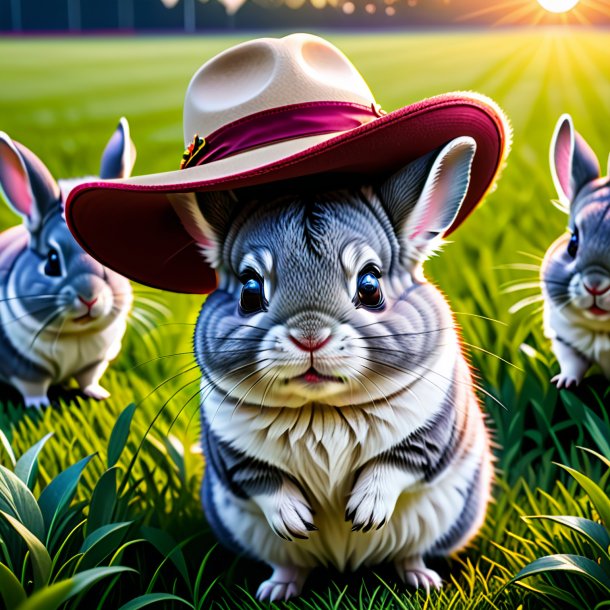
[567,229,579,258]
[239,274,266,314]
[356,267,384,309]
[44,248,61,277]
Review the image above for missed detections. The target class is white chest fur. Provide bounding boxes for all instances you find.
[545,302,610,375]
[0,298,124,382]
[204,332,458,485]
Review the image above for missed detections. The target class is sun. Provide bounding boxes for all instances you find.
[457,0,610,26]
[537,0,579,12]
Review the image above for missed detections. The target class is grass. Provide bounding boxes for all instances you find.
[0,28,610,609]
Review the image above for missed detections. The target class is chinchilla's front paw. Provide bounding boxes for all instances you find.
[345,467,396,532]
[551,372,583,389]
[255,480,317,541]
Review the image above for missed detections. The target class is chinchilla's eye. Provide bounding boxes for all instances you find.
[239,273,266,314]
[567,229,579,258]
[356,266,384,310]
[44,248,61,277]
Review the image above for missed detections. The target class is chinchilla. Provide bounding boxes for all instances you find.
[0,119,135,407]
[172,136,492,600]
[542,114,610,388]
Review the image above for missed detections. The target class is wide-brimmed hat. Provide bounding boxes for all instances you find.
[66,33,510,294]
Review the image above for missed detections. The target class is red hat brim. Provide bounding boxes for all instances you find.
[66,93,509,294]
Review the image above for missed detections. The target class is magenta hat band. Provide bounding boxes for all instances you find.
[179,101,386,170]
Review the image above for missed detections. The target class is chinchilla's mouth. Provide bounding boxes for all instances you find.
[292,367,344,385]
[72,313,95,324]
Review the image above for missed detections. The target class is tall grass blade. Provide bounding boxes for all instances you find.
[14,433,54,491]
[0,511,51,590]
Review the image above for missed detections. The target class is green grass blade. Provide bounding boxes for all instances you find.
[556,464,610,529]
[117,593,194,610]
[38,454,95,542]
[0,465,45,540]
[140,526,192,592]
[524,515,610,561]
[108,403,136,468]
[86,467,118,535]
[14,566,135,610]
[78,521,132,571]
[14,433,54,491]
[0,428,16,469]
[514,579,582,608]
[0,511,51,590]
[510,553,610,593]
[0,560,27,610]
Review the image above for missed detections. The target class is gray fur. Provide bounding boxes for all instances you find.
[202,414,287,500]
[189,136,491,598]
[370,378,461,483]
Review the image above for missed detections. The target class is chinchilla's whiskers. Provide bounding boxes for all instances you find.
[361,343,508,405]
[211,359,275,414]
[554,295,574,315]
[200,357,276,426]
[501,278,571,294]
[508,294,545,314]
[130,307,159,333]
[30,307,66,348]
[210,335,266,342]
[502,281,543,294]
[122,312,157,336]
[495,263,541,272]
[135,296,171,318]
[358,361,423,409]
[352,327,453,342]
[137,363,201,407]
[343,366,383,410]
[238,323,272,333]
[167,385,204,437]
[0,293,60,304]
[259,370,283,413]
[346,361,411,412]
[133,300,168,323]
[517,250,545,262]
[460,341,522,371]
[212,327,269,342]
[52,313,68,355]
[452,311,507,326]
[127,351,197,372]
[0,301,64,328]
[231,365,277,419]
[355,353,477,416]
[356,353,447,396]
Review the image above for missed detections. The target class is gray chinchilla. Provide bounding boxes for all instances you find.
[173,136,493,600]
[0,119,134,407]
[542,114,610,388]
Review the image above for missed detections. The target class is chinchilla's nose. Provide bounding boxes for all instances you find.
[583,269,610,296]
[288,327,332,352]
[78,295,98,310]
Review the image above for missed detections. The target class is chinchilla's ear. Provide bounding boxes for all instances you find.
[378,136,476,263]
[0,132,61,233]
[100,117,136,179]
[551,114,600,209]
[167,189,237,268]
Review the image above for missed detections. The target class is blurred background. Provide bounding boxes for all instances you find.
[2,0,610,32]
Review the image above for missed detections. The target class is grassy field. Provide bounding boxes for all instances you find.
[1,29,610,610]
